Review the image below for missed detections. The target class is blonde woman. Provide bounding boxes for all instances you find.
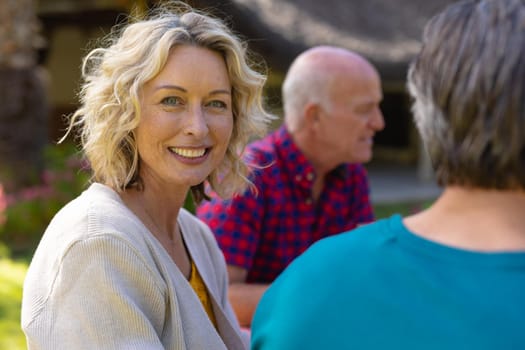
[21,2,272,349]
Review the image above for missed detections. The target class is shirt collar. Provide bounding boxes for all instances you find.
[274,126,316,189]
[274,125,353,184]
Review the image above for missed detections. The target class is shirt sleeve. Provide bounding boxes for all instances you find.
[23,235,169,349]
[196,173,265,271]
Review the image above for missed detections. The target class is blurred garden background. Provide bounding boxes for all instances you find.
[0,0,449,348]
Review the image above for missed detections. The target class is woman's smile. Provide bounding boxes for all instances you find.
[169,146,208,159]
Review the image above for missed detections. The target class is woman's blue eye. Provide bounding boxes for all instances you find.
[208,100,227,109]
[161,96,181,106]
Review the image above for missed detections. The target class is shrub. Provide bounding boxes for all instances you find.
[0,143,89,255]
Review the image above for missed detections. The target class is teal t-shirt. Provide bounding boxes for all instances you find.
[251,215,525,350]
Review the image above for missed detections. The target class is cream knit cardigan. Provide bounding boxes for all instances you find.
[21,183,247,349]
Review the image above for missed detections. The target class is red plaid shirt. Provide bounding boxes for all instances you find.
[197,126,374,283]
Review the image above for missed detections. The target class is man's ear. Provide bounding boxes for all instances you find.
[303,102,321,130]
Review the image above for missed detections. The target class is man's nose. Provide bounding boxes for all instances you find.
[370,108,385,131]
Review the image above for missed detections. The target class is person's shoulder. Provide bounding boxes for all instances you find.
[87,183,144,234]
[48,183,144,242]
[47,183,106,230]
[299,215,401,264]
[31,184,152,275]
[322,215,398,245]
[259,216,403,311]
[245,128,280,164]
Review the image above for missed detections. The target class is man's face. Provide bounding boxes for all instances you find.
[316,69,385,166]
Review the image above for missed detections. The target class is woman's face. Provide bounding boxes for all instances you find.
[136,45,233,191]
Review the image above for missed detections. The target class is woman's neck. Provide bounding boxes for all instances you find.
[119,184,192,278]
[120,182,185,238]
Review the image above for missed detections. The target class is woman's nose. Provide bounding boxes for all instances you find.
[183,105,209,137]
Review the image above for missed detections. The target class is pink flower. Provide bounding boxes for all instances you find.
[19,185,54,201]
[0,184,7,226]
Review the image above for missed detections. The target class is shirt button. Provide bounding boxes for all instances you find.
[295,174,302,181]
[306,172,314,181]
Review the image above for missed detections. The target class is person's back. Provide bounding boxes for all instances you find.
[251,0,525,348]
[252,215,525,349]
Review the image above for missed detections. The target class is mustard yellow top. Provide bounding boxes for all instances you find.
[189,260,218,328]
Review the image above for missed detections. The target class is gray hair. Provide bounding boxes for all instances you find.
[282,53,334,132]
[408,0,525,190]
[63,1,273,201]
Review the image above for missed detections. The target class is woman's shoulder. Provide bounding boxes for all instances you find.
[54,183,135,231]
[42,183,150,256]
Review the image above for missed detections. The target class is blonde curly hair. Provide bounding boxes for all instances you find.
[62,2,274,202]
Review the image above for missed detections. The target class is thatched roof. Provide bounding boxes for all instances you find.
[191,0,458,81]
[37,0,460,82]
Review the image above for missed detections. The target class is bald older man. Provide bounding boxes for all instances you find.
[197,45,385,327]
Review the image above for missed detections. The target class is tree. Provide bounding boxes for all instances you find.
[0,0,49,191]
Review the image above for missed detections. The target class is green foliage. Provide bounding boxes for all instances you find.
[184,192,196,214]
[0,143,89,254]
[373,199,433,219]
[0,258,28,350]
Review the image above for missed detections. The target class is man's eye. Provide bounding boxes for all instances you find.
[207,100,227,109]
[356,104,375,114]
[161,96,182,106]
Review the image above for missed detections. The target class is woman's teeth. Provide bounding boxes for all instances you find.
[170,147,206,158]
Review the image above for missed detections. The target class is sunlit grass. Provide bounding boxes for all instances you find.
[0,258,28,350]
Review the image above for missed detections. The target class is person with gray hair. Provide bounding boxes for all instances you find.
[21,1,273,349]
[251,0,525,348]
[197,45,384,327]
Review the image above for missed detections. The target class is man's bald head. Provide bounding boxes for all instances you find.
[282,46,379,131]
